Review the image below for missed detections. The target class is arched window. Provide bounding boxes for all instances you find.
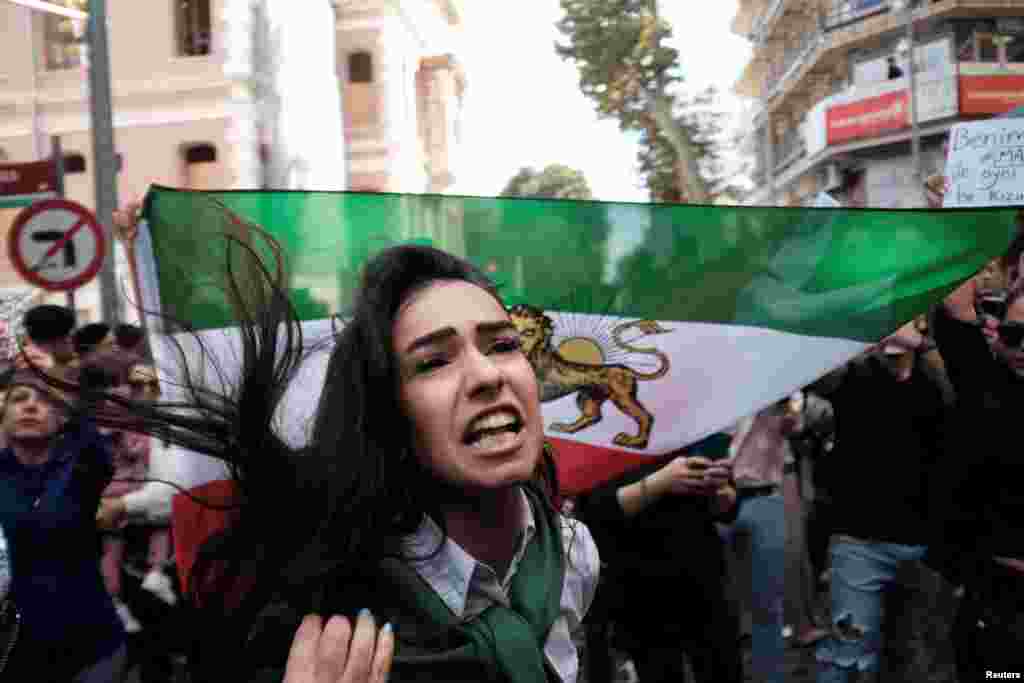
[183,143,217,164]
[348,51,374,84]
[181,143,219,189]
[64,153,87,174]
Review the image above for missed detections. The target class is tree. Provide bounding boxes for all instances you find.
[555,0,738,203]
[638,86,748,202]
[500,164,593,200]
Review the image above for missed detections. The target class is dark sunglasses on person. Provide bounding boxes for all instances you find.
[998,321,1024,350]
[975,291,1008,325]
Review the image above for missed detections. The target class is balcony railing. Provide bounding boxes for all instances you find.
[823,0,889,31]
[762,29,822,99]
[757,0,945,101]
[823,0,926,32]
[773,127,807,173]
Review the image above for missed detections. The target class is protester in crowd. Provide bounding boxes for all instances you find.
[0,368,126,681]
[810,321,948,683]
[778,392,831,657]
[21,304,77,367]
[81,348,175,635]
[73,322,115,358]
[929,266,1024,678]
[924,174,946,210]
[577,436,742,683]
[76,234,600,682]
[114,323,147,355]
[787,390,835,598]
[718,399,790,683]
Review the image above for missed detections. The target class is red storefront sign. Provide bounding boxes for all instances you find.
[826,90,909,145]
[959,74,1024,116]
[0,160,55,197]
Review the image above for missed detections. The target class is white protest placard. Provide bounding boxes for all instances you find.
[943,118,1024,208]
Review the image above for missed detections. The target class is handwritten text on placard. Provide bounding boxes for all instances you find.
[944,119,1024,207]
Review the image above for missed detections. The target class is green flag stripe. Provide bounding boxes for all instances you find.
[142,186,1018,342]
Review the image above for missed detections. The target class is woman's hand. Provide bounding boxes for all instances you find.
[284,609,394,683]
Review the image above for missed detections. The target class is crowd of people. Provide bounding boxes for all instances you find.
[0,194,1020,683]
[0,304,188,681]
[776,222,1024,682]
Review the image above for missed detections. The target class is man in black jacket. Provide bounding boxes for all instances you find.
[929,273,1024,679]
[811,322,948,683]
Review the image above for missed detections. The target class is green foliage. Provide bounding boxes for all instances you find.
[500,164,594,199]
[555,0,680,127]
[555,0,744,202]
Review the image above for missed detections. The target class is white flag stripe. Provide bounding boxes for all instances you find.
[146,312,867,490]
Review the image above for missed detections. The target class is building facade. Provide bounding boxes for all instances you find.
[0,0,465,320]
[732,0,1024,207]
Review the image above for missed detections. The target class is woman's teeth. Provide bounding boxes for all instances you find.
[468,429,519,450]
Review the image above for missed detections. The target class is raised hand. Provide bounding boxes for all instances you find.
[284,609,394,683]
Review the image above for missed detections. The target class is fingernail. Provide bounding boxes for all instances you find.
[358,608,371,619]
[382,622,392,633]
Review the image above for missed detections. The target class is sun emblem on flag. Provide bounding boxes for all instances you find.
[508,304,673,450]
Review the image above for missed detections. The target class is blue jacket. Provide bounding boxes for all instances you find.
[0,418,125,676]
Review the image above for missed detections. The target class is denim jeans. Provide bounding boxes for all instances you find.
[815,536,926,683]
[719,493,784,683]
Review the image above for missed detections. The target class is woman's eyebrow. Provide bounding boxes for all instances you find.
[404,320,516,354]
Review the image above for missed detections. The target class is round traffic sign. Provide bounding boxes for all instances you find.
[8,199,106,292]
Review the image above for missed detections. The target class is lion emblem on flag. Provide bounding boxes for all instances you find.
[508,304,672,449]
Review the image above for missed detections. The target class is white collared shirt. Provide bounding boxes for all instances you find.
[402,489,600,683]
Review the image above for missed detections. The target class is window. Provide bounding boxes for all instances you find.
[343,51,379,128]
[182,143,219,189]
[348,52,373,84]
[978,34,999,62]
[40,1,88,71]
[176,0,212,57]
[64,153,86,174]
[183,143,217,164]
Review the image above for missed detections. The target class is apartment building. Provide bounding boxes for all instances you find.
[732,0,1024,207]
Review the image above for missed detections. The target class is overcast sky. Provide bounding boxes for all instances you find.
[452,2,753,202]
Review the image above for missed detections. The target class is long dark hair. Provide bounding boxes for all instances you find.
[63,205,561,618]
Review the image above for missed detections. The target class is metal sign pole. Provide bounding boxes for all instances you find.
[51,135,77,312]
[86,0,120,324]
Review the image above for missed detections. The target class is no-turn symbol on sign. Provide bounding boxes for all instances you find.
[8,199,106,292]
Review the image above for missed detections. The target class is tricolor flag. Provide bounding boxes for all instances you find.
[136,186,1018,498]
